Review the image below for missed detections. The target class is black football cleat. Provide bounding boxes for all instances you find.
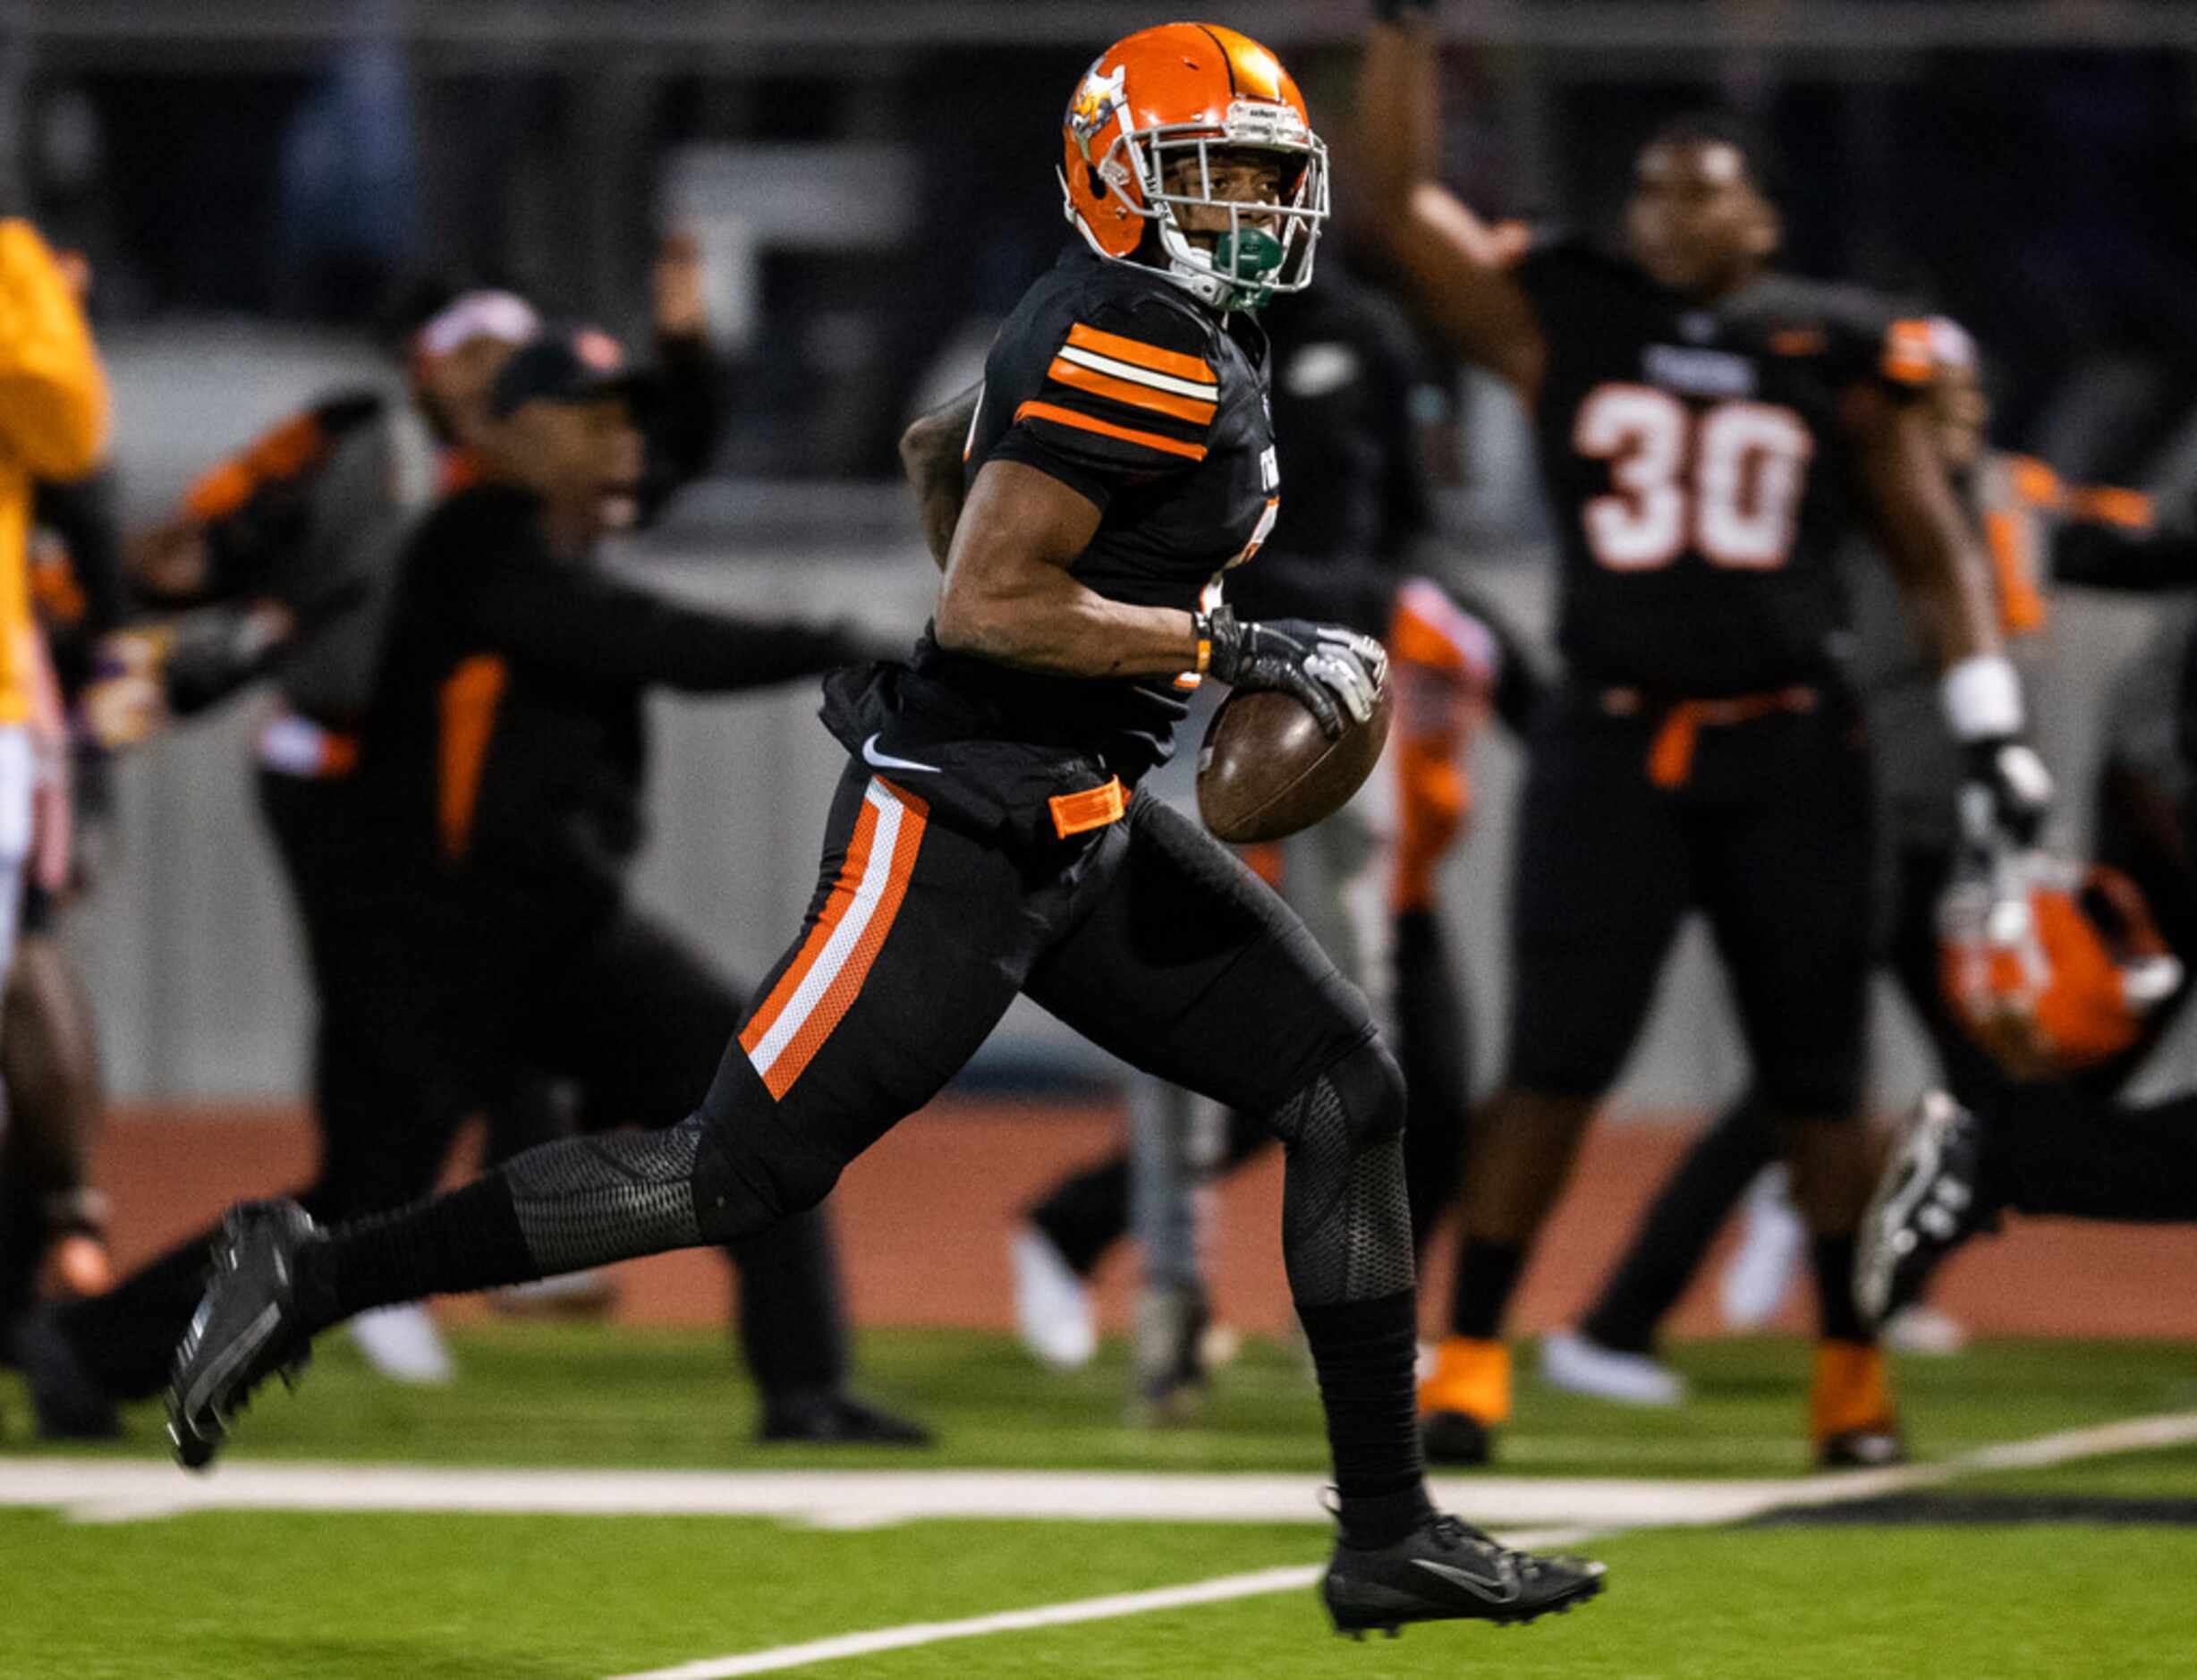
[759,1390,933,1447]
[1421,1409,1495,1467]
[165,1201,324,1472]
[1857,1091,1998,1328]
[1322,1515,1606,1637]
[11,1303,120,1440]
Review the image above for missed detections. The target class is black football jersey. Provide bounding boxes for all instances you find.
[1517,239,1931,696]
[910,244,1280,784]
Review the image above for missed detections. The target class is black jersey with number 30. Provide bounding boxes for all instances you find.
[1517,240,1930,696]
[911,244,1281,783]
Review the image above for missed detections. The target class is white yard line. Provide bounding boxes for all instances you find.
[602,1566,1327,1680]
[3,1411,2193,1532]
[0,1459,1894,1530]
[2,1411,2190,1676]
[601,1409,2197,1680]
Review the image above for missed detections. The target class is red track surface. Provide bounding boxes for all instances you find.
[98,1099,2197,1341]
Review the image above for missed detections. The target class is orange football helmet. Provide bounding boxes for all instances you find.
[1059,23,1328,310]
[1939,851,2183,1079]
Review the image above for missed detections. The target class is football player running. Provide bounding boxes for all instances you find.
[168,23,1602,1639]
[1359,0,2049,1467]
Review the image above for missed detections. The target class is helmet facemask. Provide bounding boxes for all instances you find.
[1067,97,1328,311]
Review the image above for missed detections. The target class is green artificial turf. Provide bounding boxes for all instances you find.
[7,1325,2193,1478]
[4,1512,2194,1678]
[5,1327,2197,1676]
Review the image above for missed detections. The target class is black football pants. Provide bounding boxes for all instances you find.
[1027,902,1474,1274]
[54,770,847,1402]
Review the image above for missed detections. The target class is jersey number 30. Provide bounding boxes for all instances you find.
[1574,384,1814,572]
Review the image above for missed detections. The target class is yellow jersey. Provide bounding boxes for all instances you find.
[0,218,108,723]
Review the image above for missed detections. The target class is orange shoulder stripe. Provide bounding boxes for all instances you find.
[1014,400,1208,462]
[1065,322,1216,386]
[1882,318,1935,387]
[1045,356,1217,427]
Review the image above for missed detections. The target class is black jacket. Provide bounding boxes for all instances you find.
[362,483,866,928]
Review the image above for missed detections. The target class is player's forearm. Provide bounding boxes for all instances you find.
[1860,398,2000,668]
[2054,522,2197,594]
[935,564,1195,680]
[901,384,981,571]
[1355,12,1442,224]
[1893,538,2001,670]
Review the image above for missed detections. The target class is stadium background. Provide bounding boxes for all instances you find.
[14,0,2196,1335]
[29,0,2197,1109]
[6,7,2197,1678]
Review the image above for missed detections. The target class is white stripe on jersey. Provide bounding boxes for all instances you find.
[1055,344,1217,400]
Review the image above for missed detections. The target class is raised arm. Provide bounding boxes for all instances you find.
[1355,4,1545,390]
[898,381,982,571]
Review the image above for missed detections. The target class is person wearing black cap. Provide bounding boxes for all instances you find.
[342,323,922,1443]
[26,321,927,1447]
[14,255,717,1428]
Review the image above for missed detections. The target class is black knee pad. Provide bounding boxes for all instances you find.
[689,1107,844,1244]
[1272,1033,1407,1150]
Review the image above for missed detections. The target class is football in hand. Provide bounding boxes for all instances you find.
[1197,683,1393,844]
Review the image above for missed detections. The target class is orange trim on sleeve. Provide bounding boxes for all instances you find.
[182,411,330,522]
[2070,485,2155,532]
[1014,400,1208,462]
[1983,510,2048,637]
[437,653,508,861]
[1882,318,1935,387]
[1064,322,1216,386]
[1045,357,1217,427]
[2007,454,2063,513]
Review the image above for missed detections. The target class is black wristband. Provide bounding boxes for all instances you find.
[1373,0,1437,21]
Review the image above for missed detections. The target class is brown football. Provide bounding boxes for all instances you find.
[1197,683,1394,844]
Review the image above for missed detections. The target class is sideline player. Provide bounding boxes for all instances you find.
[1359,1,2049,1467]
[170,25,1605,1636]
[0,219,109,1317]
[1861,485,2197,1319]
[1544,321,2042,1399]
[19,271,896,1443]
[0,466,129,1325]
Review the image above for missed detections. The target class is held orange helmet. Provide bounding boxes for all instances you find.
[1059,22,1328,310]
[1939,851,2183,1080]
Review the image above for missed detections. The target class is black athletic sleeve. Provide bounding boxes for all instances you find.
[189,390,387,603]
[2054,520,2197,594]
[33,464,124,635]
[978,290,1217,511]
[467,550,868,692]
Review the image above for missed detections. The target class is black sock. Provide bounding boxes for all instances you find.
[1448,1238,1526,1341]
[1298,1290,1432,1547]
[1810,1235,1870,1345]
[304,1175,536,1328]
[1580,1098,1775,1354]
